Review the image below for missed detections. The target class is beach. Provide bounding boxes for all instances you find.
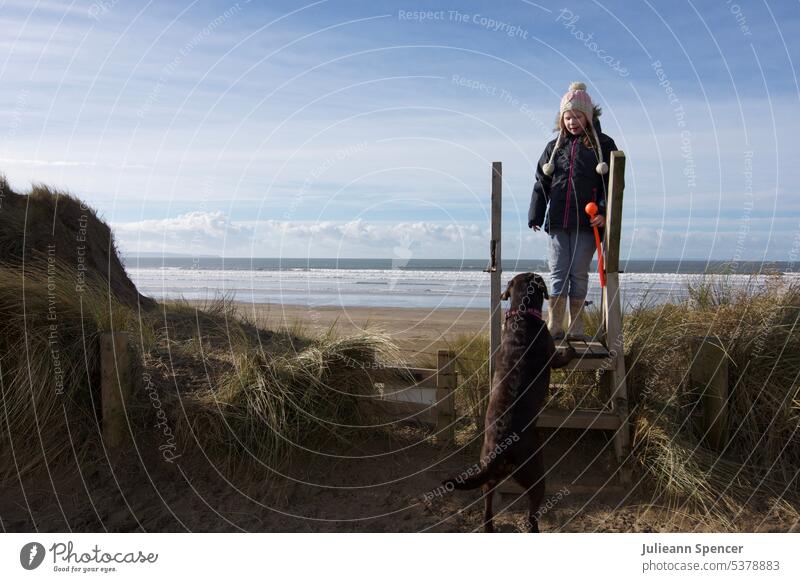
[237,302,489,358]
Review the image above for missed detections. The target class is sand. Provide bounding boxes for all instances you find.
[239,302,491,359]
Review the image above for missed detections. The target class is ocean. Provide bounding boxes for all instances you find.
[124,257,799,311]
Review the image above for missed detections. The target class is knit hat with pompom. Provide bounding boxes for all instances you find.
[560,81,595,123]
[542,82,608,177]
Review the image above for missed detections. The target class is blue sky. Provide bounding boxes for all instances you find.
[1,0,798,261]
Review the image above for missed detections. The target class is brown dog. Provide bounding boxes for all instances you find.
[443,273,575,532]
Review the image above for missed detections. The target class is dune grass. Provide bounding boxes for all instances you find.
[180,331,399,475]
[421,274,800,524]
[627,274,800,521]
[0,259,397,481]
[0,261,138,478]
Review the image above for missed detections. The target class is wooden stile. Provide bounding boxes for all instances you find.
[495,152,632,494]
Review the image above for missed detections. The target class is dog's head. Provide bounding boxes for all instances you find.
[500,272,549,312]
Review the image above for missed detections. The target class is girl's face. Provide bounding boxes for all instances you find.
[562,110,587,135]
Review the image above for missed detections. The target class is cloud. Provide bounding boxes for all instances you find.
[109,209,800,260]
[112,211,255,254]
[112,212,490,257]
[0,158,149,170]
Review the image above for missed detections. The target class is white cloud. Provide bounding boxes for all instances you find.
[112,213,490,257]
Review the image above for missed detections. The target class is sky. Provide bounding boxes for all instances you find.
[1,0,798,262]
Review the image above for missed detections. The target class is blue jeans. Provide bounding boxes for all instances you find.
[548,227,596,299]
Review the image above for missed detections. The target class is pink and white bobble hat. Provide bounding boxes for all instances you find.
[542,82,609,176]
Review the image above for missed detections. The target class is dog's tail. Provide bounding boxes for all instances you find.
[441,456,503,491]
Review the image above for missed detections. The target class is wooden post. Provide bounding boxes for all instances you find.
[602,151,631,484]
[488,162,502,401]
[436,349,457,442]
[690,338,729,451]
[604,152,625,274]
[101,332,132,450]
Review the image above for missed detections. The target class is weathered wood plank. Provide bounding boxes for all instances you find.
[436,350,457,441]
[690,338,729,451]
[489,162,502,400]
[101,332,131,450]
[537,408,621,430]
[604,151,625,274]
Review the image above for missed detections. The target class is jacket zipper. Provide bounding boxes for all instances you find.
[562,138,578,228]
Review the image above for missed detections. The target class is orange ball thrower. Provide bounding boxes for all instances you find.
[585,202,606,288]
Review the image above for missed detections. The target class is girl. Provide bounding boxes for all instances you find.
[528,82,617,340]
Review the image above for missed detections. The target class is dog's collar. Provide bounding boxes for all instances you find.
[505,308,542,321]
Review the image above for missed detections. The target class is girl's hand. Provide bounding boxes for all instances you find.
[531,225,541,231]
[590,214,605,228]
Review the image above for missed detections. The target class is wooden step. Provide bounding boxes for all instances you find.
[537,408,621,430]
[562,339,610,357]
[556,339,616,371]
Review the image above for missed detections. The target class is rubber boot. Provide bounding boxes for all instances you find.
[567,298,589,341]
[547,296,567,340]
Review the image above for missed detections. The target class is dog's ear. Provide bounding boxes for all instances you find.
[500,279,513,301]
[531,274,548,299]
[540,278,549,299]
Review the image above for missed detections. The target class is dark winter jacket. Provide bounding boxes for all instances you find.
[528,123,617,233]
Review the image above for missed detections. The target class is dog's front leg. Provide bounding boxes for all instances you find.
[481,483,496,533]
